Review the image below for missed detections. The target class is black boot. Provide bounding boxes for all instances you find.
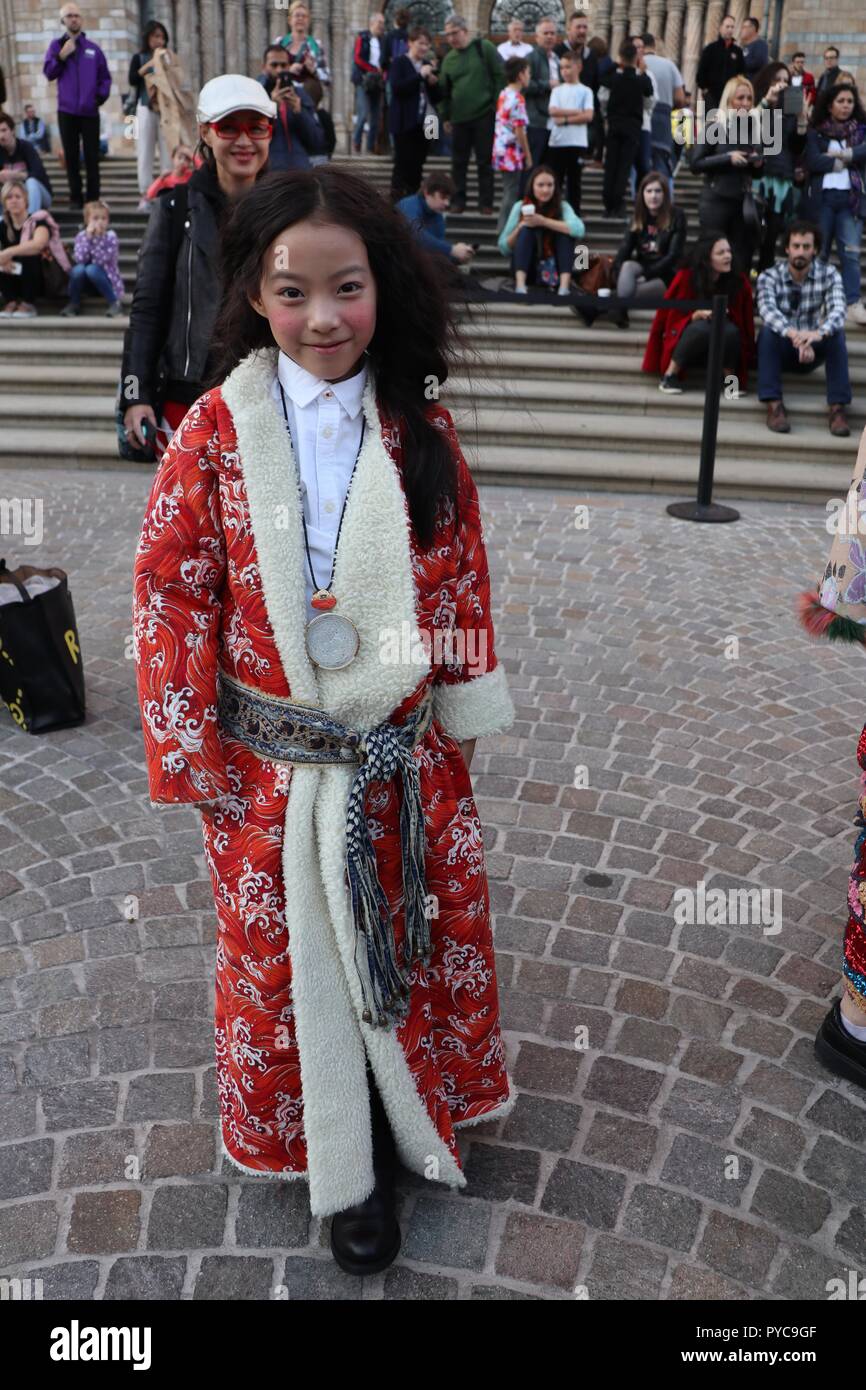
[814,998,866,1090]
[330,1064,401,1275]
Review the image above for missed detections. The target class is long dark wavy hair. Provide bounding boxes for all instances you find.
[141,19,169,50]
[812,81,866,131]
[752,61,789,107]
[208,166,462,547]
[690,230,741,298]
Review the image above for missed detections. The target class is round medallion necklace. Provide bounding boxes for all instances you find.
[279,381,365,671]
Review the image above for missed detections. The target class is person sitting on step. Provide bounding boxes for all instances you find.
[610,170,688,327]
[396,170,475,267]
[0,179,51,318]
[756,219,850,436]
[61,199,124,317]
[641,230,754,394]
[498,164,583,295]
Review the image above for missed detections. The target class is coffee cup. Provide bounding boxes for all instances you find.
[521,203,535,216]
[597,287,611,297]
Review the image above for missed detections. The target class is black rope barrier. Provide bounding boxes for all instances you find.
[457,280,740,524]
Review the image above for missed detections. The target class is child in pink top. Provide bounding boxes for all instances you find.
[493,57,532,235]
[145,143,195,199]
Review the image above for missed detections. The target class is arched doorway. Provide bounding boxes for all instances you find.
[382,0,453,36]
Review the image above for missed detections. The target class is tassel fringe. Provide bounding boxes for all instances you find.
[796,591,866,646]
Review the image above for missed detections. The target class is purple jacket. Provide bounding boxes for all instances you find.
[73,228,124,300]
[43,31,111,117]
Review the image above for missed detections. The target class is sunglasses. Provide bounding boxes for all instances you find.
[208,116,273,141]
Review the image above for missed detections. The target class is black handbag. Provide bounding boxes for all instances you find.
[362,70,383,96]
[0,559,86,733]
[40,245,71,298]
[316,106,337,155]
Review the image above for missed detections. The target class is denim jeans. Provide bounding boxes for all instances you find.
[68,262,116,306]
[650,102,673,184]
[818,187,863,305]
[512,226,574,284]
[24,177,51,212]
[757,324,851,404]
[353,83,382,151]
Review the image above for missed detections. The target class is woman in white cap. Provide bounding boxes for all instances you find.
[120,74,275,458]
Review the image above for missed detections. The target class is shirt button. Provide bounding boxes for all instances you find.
[322,426,334,439]
[324,500,336,513]
[323,390,333,399]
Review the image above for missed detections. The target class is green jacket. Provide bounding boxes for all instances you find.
[438,38,504,124]
[526,45,559,127]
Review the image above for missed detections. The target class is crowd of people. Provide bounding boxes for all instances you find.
[0,1,863,431]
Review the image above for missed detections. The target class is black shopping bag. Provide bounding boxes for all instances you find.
[0,558,86,734]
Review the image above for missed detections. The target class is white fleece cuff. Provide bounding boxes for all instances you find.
[432,663,515,741]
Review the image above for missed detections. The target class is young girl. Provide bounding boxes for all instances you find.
[61,200,124,317]
[492,56,532,235]
[132,166,516,1275]
[145,142,195,200]
[610,172,688,327]
[498,164,584,294]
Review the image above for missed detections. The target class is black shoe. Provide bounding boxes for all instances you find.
[814,999,866,1089]
[330,1068,401,1275]
[611,308,630,329]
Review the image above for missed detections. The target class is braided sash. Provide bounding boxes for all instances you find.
[216,669,434,1029]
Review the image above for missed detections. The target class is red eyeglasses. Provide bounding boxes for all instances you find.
[208,116,274,141]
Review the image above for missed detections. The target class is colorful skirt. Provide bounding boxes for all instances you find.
[844,722,866,1015]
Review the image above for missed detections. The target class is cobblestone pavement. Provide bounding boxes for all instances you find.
[1,465,865,1302]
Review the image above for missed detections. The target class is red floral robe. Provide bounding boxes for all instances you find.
[132,348,517,1216]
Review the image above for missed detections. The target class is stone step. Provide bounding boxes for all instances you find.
[465,442,854,500]
[0,418,853,501]
[0,394,115,428]
[0,378,856,437]
[446,403,856,464]
[445,373,866,419]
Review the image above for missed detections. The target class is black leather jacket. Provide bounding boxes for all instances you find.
[120,162,230,410]
[611,206,688,285]
[757,105,806,181]
[688,133,763,199]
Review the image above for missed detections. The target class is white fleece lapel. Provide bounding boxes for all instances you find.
[220,347,319,705]
[219,347,430,723]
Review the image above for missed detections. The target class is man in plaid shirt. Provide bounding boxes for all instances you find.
[756,219,851,437]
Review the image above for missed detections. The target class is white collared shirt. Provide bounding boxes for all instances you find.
[272,352,367,619]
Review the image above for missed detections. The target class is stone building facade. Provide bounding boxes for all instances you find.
[0,0,861,152]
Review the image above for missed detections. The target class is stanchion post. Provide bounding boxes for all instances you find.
[666,292,740,524]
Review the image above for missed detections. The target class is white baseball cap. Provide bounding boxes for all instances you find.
[196,74,277,124]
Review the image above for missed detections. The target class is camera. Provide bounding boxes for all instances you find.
[263,72,291,97]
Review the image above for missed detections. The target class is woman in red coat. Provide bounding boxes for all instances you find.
[642,231,756,394]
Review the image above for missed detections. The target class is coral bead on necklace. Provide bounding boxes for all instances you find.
[311,589,338,611]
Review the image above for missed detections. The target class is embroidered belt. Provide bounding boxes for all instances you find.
[216,668,434,1030]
